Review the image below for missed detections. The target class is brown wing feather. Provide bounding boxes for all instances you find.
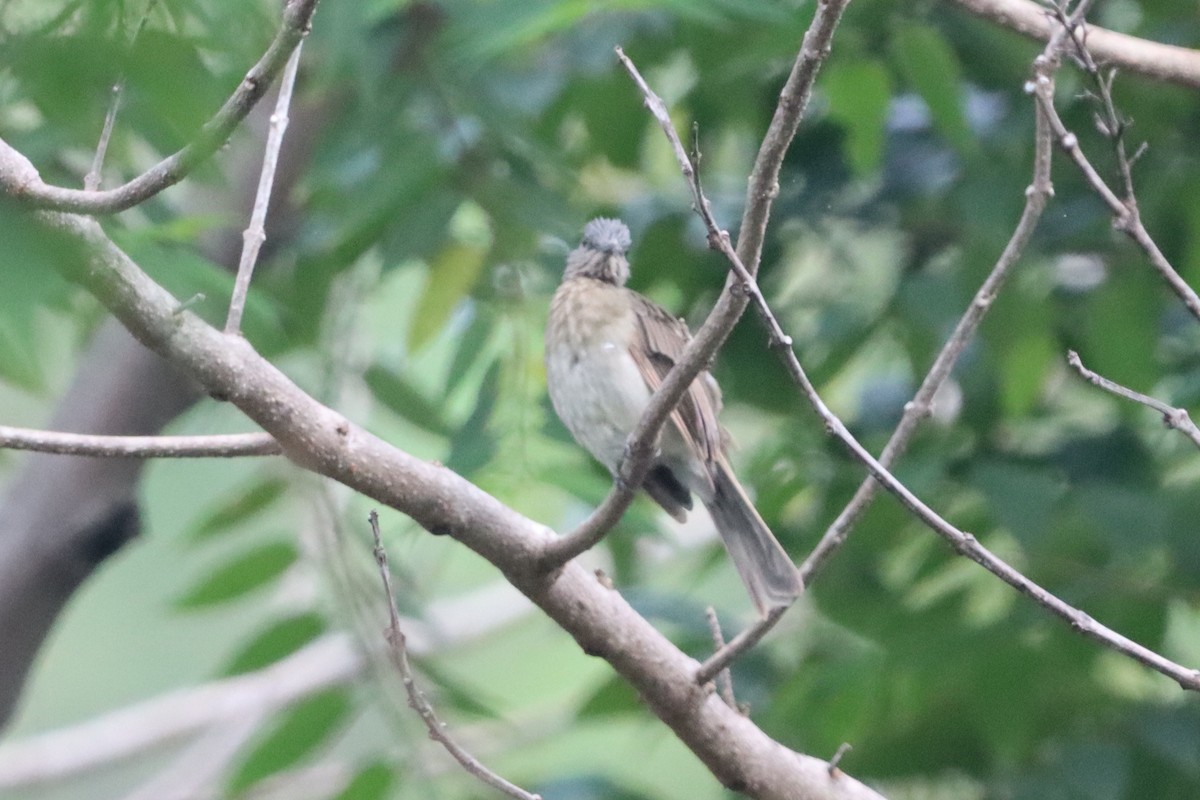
[624,290,724,466]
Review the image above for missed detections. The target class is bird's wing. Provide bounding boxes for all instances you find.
[625,290,724,466]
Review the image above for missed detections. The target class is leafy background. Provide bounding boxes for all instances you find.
[2,0,1200,798]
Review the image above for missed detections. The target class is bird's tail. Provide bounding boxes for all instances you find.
[704,460,803,615]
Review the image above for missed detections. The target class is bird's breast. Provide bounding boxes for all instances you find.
[546,280,652,471]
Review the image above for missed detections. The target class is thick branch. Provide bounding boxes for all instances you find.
[0,0,318,215]
[951,0,1200,88]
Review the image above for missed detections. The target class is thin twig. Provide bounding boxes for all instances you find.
[368,512,541,800]
[1030,24,1200,322]
[86,81,123,192]
[225,42,304,334]
[696,605,787,686]
[0,426,279,457]
[704,607,737,709]
[828,742,852,778]
[538,2,850,569]
[736,0,852,273]
[84,0,161,191]
[0,0,318,215]
[1067,351,1200,449]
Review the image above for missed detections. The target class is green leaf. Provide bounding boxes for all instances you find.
[333,762,395,800]
[445,360,500,475]
[824,58,891,174]
[893,23,972,154]
[0,316,44,391]
[221,614,327,676]
[186,477,289,543]
[444,307,494,396]
[0,202,77,389]
[1000,330,1054,416]
[364,364,453,436]
[408,203,492,350]
[228,688,353,795]
[576,674,640,719]
[175,541,297,609]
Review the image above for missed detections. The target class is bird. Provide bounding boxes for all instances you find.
[545,217,803,615]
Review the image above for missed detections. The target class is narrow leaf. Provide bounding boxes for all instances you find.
[174,540,297,609]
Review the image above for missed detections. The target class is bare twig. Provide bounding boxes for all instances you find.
[225,43,304,334]
[828,743,852,777]
[1030,24,1200,322]
[0,0,318,215]
[736,0,852,274]
[368,512,541,800]
[696,604,787,686]
[950,0,1200,88]
[539,3,850,570]
[1067,351,1200,449]
[704,607,737,709]
[84,0,161,191]
[0,426,279,457]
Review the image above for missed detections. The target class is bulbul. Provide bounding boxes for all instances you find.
[545,217,803,615]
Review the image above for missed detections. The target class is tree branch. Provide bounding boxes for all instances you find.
[799,27,1058,587]
[950,0,1200,88]
[1067,351,1200,449]
[370,512,540,800]
[225,42,304,334]
[1030,34,1200,322]
[0,0,318,215]
[0,426,279,457]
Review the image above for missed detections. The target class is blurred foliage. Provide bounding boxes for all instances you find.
[2,0,1200,799]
